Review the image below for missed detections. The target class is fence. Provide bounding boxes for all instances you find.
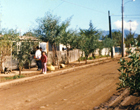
[47,49,82,64]
[0,47,125,71]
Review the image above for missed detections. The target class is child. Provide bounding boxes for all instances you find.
[41,51,47,74]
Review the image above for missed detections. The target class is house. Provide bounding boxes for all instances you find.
[39,42,68,52]
[0,35,40,72]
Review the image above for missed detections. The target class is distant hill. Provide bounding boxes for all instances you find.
[102,29,139,38]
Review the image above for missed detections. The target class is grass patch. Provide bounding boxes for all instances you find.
[4,75,25,80]
[78,55,110,61]
[78,57,86,61]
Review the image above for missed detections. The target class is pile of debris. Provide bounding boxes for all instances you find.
[93,89,140,110]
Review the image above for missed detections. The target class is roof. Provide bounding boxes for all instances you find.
[18,36,39,41]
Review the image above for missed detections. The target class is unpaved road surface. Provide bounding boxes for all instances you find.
[0,60,120,110]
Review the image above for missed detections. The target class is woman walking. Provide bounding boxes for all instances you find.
[41,51,47,74]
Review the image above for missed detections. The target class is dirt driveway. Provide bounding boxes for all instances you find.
[0,60,120,110]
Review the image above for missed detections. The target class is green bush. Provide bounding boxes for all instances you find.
[78,57,86,61]
[88,57,93,60]
[94,56,97,59]
[118,50,140,95]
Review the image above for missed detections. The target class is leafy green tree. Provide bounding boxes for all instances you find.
[103,37,116,56]
[0,29,19,41]
[98,41,104,56]
[0,29,19,72]
[12,42,27,75]
[12,39,37,75]
[0,39,12,72]
[35,12,70,65]
[70,33,82,49]
[23,39,38,69]
[23,31,36,37]
[125,32,135,47]
[79,21,100,63]
[67,33,83,61]
[112,31,122,46]
[60,30,75,64]
[136,34,140,47]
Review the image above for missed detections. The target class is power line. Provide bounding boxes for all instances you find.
[111,15,140,16]
[125,15,140,16]
[124,18,140,20]
[53,1,64,11]
[61,0,107,14]
[111,14,140,19]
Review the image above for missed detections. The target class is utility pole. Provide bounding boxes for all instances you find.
[129,20,132,34]
[121,0,135,57]
[122,0,124,57]
[108,10,113,58]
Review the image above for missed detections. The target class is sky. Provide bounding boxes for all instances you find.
[0,0,140,35]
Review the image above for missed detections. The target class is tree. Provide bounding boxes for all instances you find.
[35,12,70,65]
[136,34,140,47]
[79,21,100,63]
[98,41,104,56]
[70,33,82,50]
[112,31,122,46]
[103,37,116,55]
[0,29,19,72]
[0,40,12,72]
[23,31,36,37]
[125,32,135,47]
[22,39,38,69]
[12,39,38,75]
[60,30,75,64]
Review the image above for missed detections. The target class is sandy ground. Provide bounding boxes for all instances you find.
[0,60,120,110]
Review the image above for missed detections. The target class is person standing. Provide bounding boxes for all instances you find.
[41,51,47,74]
[40,47,42,53]
[35,46,42,71]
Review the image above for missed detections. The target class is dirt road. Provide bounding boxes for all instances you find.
[0,60,120,110]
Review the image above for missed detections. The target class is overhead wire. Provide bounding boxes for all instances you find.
[53,1,64,11]
[111,15,140,16]
[61,0,107,14]
[111,14,140,19]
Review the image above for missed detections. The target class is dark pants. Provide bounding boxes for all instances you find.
[36,60,42,69]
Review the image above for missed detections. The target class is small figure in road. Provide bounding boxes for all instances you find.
[41,51,47,74]
[35,46,42,71]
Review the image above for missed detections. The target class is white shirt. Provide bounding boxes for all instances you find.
[35,49,41,59]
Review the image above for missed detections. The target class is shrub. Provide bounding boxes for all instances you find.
[78,57,86,61]
[88,57,93,60]
[118,50,140,95]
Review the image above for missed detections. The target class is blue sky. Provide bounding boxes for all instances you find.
[0,0,140,35]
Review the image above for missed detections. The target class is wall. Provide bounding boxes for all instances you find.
[47,49,82,64]
[94,48,111,56]
[1,46,131,70]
